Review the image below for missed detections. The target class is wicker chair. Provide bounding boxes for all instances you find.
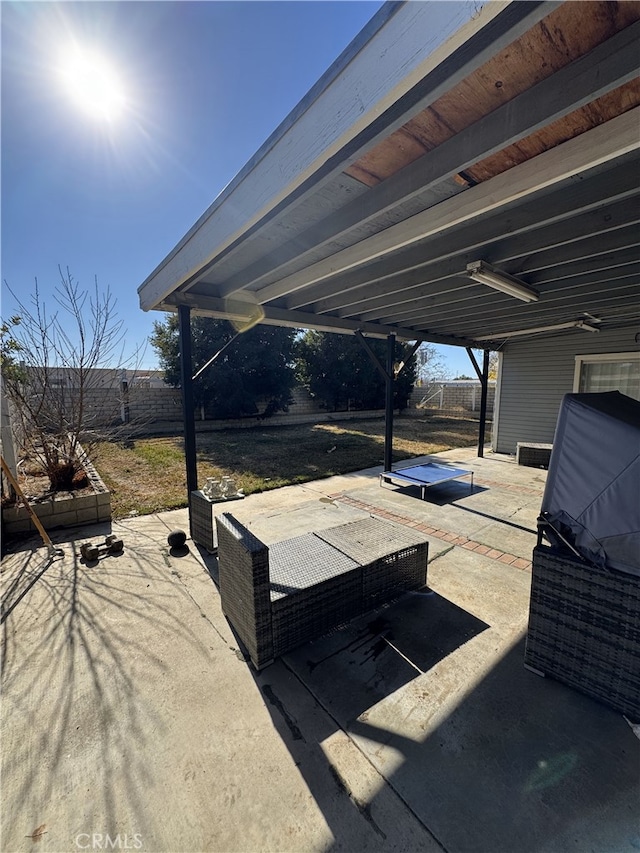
[525,544,640,718]
[216,512,428,669]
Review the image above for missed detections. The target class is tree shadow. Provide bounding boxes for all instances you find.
[0,522,215,850]
[1,549,61,629]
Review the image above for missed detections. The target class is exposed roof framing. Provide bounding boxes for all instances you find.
[139,0,640,348]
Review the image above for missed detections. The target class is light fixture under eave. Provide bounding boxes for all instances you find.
[466,260,539,303]
[475,320,601,341]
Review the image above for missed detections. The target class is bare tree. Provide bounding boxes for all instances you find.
[1,268,143,491]
[415,343,450,384]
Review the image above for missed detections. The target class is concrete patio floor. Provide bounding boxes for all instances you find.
[1,448,638,853]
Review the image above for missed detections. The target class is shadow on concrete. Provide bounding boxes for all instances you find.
[455,503,538,534]
[248,590,491,848]
[282,593,489,726]
[282,628,639,853]
[194,544,219,584]
[186,464,636,852]
[349,637,639,852]
[1,521,112,556]
[1,549,61,629]
[0,521,216,846]
[381,480,486,506]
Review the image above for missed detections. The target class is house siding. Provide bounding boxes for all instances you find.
[494,325,639,454]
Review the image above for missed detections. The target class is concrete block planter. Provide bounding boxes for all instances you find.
[2,444,111,535]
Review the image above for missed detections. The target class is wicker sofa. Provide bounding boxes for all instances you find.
[215,512,429,669]
[524,394,640,718]
[525,544,640,718]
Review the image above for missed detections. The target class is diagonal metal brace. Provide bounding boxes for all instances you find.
[466,347,484,381]
[395,340,421,379]
[355,330,390,382]
[355,331,420,381]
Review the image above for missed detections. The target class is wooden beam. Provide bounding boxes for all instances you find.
[475,322,601,342]
[141,0,544,312]
[215,20,640,298]
[294,167,638,312]
[466,348,483,382]
[358,251,640,324]
[387,277,640,331]
[183,2,557,301]
[526,247,640,284]
[355,331,390,382]
[254,109,640,305]
[407,285,640,338]
[395,340,422,379]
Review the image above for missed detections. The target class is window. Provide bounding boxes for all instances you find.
[574,352,640,401]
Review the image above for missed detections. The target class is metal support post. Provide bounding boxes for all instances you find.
[384,334,395,473]
[478,349,489,458]
[178,305,198,529]
[354,330,401,473]
[466,347,490,458]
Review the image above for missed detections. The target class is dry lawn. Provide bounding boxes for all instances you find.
[94,415,482,518]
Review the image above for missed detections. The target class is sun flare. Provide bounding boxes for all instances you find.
[58,46,126,121]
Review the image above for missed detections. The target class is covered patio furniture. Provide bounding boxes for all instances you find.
[216,512,429,669]
[525,392,640,717]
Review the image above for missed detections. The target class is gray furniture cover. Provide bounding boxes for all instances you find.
[540,391,640,577]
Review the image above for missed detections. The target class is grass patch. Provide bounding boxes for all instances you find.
[94,415,483,518]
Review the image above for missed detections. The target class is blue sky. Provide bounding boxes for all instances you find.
[2,0,474,377]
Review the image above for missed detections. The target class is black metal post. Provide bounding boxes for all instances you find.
[466,346,490,458]
[178,305,198,529]
[384,334,395,473]
[477,349,490,458]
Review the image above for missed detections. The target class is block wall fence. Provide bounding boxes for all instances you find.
[14,381,496,437]
[125,381,495,430]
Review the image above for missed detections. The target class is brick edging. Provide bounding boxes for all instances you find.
[328,494,532,571]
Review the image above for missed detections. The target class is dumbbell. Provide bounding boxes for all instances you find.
[80,534,124,562]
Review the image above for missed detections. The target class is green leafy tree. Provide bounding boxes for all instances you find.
[150,316,297,419]
[295,331,416,412]
[0,316,25,383]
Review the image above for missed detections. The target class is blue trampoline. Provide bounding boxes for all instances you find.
[380,462,474,501]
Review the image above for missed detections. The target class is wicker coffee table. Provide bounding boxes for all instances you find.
[316,517,429,605]
[216,512,429,669]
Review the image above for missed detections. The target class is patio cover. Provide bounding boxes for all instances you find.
[137,0,640,501]
[138,1,640,346]
[541,391,640,577]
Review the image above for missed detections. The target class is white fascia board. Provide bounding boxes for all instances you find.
[138,0,510,312]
